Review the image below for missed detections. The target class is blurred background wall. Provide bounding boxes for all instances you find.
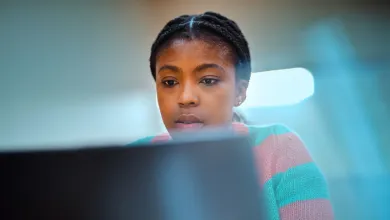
[1,1,389,219]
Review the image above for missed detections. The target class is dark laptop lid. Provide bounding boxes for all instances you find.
[0,130,266,220]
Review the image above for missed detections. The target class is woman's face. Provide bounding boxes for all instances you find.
[155,39,247,132]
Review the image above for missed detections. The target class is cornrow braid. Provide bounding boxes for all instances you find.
[149,11,251,82]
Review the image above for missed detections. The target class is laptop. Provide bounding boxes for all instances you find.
[0,129,266,220]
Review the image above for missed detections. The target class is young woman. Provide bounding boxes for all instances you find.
[131,11,333,220]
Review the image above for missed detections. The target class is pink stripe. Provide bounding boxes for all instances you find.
[280,199,334,220]
[253,133,313,185]
[232,122,249,135]
[151,133,171,143]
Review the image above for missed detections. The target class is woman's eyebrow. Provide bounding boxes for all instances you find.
[158,65,182,74]
[193,63,225,73]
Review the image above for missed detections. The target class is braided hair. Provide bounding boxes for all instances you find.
[149,11,251,82]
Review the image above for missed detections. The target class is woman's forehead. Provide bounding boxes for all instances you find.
[156,39,236,66]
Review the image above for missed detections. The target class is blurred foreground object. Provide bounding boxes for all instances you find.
[0,129,266,220]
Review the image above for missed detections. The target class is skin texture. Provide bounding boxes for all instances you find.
[155,39,248,132]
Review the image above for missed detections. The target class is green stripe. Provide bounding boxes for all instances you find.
[264,162,330,208]
[247,124,292,146]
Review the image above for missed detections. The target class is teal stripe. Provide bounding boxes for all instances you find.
[262,179,281,220]
[264,162,330,208]
[126,136,155,146]
[247,124,292,146]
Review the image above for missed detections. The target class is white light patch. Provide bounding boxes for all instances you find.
[240,68,315,108]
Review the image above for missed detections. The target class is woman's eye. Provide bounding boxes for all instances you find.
[162,80,178,87]
[200,78,219,86]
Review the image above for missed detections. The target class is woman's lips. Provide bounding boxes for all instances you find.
[174,122,204,129]
[174,114,204,130]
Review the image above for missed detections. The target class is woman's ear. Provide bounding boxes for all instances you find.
[235,80,248,107]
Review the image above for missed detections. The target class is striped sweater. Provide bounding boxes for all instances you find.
[130,123,334,220]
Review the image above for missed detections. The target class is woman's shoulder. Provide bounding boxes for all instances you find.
[127,124,297,146]
[126,133,171,146]
[127,136,155,146]
[245,123,298,146]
